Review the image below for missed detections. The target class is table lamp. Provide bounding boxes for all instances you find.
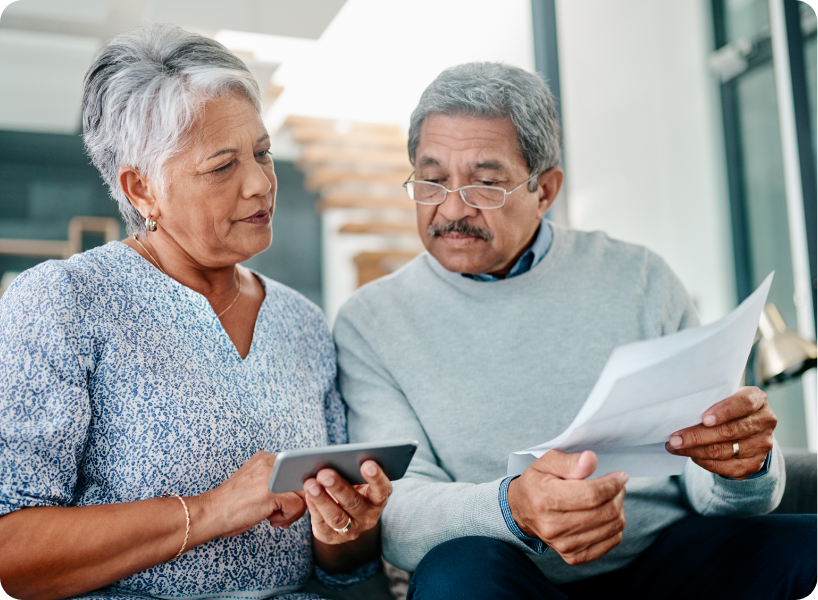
[755,303,817,386]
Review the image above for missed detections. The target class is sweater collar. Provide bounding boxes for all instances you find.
[461,217,553,282]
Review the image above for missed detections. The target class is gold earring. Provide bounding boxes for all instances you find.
[145,215,158,232]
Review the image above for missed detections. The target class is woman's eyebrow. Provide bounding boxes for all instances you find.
[205,134,270,160]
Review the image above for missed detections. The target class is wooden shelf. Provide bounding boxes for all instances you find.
[284,115,403,136]
[353,250,421,287]
[298,145,411,170]
[339,222,418,236]
[289,128,407,150]
[305,167,411,191]
[318,192,416,212]
[0,216,121,260]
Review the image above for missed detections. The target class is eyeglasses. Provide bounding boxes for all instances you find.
[403,172,539,210]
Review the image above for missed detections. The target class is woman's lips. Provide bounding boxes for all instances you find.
[239,208,271,226]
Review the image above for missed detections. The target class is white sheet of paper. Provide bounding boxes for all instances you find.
[508,273,774,478]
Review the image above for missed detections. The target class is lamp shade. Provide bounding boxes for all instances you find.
[755,303,817,385]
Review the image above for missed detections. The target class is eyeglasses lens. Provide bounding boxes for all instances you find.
[461,186,505,208]
[406,182,506,208]
[406,182,445,204]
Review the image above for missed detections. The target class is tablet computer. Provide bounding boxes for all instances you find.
[268,439,419,494]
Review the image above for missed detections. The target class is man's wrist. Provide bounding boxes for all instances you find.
[499,476,547,554]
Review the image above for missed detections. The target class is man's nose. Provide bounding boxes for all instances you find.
[437,184,479,222]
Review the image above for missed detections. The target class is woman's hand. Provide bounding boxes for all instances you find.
[303,460,392,545]
[195,451,307,539]
[0,451,306,600]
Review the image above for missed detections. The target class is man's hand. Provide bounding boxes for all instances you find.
[665,386,776,480]
[507,450,627,566]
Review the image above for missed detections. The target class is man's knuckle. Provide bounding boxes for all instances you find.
[706,443,723,459]
[588,487,604,506]
[602,501,618,521]
[717,422,735,439]
[540,523,560,541]
[563,552,585,565]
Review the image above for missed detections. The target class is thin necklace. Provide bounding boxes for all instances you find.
[131,233,242,319]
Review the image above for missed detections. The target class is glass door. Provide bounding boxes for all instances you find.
[711,0,817,448]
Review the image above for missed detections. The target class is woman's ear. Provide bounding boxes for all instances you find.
[118,166,160,220]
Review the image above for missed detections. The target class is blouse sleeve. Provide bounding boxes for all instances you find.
[323,381,348,447]
[0,263,92,516]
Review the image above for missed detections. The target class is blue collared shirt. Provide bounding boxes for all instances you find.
[462,218,771,554]
[462,218,553,282]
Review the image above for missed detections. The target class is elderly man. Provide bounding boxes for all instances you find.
[334,62,815,599]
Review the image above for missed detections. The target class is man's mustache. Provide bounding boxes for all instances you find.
[427,219,494,242]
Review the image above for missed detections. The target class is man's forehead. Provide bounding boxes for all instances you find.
[415,114,523,170]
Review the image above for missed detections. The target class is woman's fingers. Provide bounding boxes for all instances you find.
[358,460,392,507]
[267,492,307,528]
[315,469,369,520]
[304,476,354,533]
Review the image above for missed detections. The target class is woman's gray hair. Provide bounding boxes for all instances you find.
[408,62,561,191]
[82,24,262,234]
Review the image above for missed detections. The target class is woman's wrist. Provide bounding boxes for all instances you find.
[182,493,224,548]
[313,522,381,574]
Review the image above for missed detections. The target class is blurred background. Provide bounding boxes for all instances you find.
[0,0,814,451]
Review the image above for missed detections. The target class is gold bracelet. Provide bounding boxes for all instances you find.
[161,493,190,561]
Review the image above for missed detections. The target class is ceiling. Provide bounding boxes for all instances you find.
[0,0,346,133]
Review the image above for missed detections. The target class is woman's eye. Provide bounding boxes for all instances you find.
[480,180,498,186]
[213,162,232,173]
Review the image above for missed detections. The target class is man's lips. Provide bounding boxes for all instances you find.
[239,208,271,225]
[437,232,482,247]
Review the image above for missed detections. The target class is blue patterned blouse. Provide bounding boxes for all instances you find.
[0,242,349,600]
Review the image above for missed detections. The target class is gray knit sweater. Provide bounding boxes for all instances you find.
[334,224,785,584]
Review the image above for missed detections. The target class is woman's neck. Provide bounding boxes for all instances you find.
[125,231,242,304]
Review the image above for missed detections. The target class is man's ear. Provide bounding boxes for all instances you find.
[118,166,160,221]
[536,167,564,218]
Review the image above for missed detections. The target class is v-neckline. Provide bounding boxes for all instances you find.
[116,241,269,364]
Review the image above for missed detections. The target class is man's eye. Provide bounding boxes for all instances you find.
[480,181,498,186]
[213,162,232,173]
[255,149,272,159]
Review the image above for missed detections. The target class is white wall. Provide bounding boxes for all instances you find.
[250,0,536,130]
[556,0,737,324]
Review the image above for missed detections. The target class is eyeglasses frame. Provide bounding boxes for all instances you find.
[402,171,541,210]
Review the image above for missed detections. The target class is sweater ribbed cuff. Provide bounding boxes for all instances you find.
[499,475,548,554]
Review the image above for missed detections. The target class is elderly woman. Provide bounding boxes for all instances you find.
[0,24,390,600]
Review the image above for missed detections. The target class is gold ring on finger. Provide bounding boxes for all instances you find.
[332,516,353,534]
[732,441,739,458]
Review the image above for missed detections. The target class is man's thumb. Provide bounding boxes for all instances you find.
[535,449,597,480]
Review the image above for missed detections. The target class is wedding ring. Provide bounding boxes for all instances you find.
[332,516,353,534]
[732,441,740,458]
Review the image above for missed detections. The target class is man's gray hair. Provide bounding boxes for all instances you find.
[408,62,561,191]
[82,24,262,234]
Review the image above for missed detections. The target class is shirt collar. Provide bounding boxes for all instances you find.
[462,217,553,282]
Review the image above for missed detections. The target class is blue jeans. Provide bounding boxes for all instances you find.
[407,515,816,600]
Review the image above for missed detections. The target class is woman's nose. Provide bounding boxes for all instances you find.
[243,159,273,199]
